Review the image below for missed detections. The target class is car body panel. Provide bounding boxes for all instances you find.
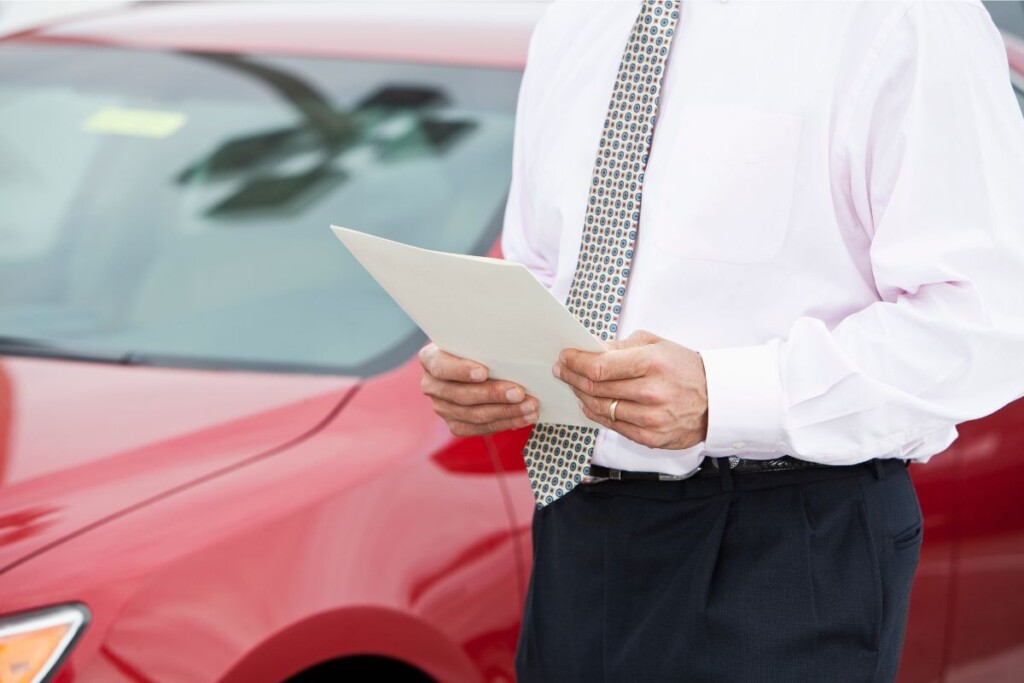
[944,400,1024,683]
[6,1,543,68]
[1003,30,1024,74]
[0,362,521,683]
[0,357,357,573]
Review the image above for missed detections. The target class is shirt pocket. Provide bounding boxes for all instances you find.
[645,104,804,264]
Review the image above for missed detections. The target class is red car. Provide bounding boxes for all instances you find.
[0,3,1021,682]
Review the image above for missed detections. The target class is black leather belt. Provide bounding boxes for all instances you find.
[585,455,908,482]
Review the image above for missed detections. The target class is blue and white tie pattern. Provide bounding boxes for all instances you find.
[522,0,682,509]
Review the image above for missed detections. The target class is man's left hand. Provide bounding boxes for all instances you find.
[554,330,709,450]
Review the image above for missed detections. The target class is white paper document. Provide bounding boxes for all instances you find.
[330,225,607,428]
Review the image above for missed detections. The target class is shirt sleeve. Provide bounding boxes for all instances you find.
[699,1,1024,464]
[500,12,559,290]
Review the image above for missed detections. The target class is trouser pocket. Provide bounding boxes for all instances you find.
[892,519,924,550]
[800,476,885,658]
[856,467,923,682]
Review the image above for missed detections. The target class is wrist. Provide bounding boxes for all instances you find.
[695,350,709,442]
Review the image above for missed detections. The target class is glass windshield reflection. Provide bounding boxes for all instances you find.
[0,46,520,375]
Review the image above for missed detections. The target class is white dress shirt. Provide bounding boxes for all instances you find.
[500,0,1024,475]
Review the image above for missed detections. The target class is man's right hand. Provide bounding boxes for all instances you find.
[419,342,539,436]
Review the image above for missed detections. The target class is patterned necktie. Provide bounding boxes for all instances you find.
[522,0,682,509]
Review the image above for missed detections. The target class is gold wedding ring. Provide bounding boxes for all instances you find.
[609,399,620,422]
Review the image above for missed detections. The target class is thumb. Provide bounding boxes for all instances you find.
[606,329,661,351]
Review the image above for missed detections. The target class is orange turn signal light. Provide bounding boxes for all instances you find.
[0,604,88,683]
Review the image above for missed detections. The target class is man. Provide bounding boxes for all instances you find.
[418,0,1024,681]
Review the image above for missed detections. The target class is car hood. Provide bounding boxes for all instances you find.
[0,356,358,573]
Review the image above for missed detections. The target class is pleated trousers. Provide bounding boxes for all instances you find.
[514,457,923,683]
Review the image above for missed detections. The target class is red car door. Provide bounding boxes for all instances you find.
[943,398,1024,682]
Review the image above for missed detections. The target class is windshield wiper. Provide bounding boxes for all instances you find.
[0,335,137,365]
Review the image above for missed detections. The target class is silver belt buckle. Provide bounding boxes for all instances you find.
[711,456,742,470]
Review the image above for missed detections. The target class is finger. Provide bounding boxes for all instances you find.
[578,401,664,449]
[558,346,652,383]
[421,374,527,405]
[420,344,488,382]
[554,363,652,402]
[571,389,652,427]
[449,412,539,437]
[433,395,539,425]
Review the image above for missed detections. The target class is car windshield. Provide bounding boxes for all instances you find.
[0,45,520,375]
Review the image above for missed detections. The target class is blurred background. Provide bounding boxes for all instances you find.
[0,2,1021,683]
[3,0,1023,36]
[0,0,127,32]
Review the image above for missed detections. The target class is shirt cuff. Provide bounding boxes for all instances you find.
[698,339,787,456]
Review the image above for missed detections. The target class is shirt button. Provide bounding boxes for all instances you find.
[732,441,745,449]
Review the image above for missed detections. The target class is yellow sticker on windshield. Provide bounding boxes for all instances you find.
[82,107,187,138]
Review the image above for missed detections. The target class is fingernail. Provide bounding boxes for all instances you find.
[551,363,561,378]
[520,400,535,414]
[506,387,524,402]
[470,368,486,381]
[525,412,539,423]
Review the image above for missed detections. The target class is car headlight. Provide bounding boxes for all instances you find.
[0,603,90,683]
